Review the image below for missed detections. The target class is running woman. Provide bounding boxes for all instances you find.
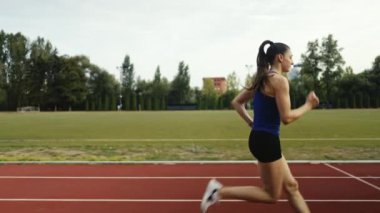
[201,40,319,213]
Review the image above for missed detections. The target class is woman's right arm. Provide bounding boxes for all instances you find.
[272,75,319,125]
[231,89,254,127]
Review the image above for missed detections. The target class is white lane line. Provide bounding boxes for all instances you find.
[325,163,380,191]
[0,176,378,180]
[0,198,378,203]
[1,138,380,142]
[1,160,379,164]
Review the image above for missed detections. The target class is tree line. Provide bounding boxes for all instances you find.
[0,30,239,111]
[0,30,378,111]
[291,34,380,109]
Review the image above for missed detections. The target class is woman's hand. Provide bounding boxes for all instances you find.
[306,91,319,108]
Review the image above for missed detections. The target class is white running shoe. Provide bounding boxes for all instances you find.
[200,179,223,213]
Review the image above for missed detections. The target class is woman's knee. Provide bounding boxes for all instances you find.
[284,179,299,194]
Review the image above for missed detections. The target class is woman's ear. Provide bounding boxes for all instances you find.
[277,54,284,63]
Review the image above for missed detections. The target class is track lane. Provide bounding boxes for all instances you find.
[0,162,378,213]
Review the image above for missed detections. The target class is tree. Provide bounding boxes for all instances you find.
[168,61,191,105]
[2,32,30,110]
[300,39,321,94]
[367,56,380,107]
[121,55,135,93]
[44,53,62,110]
[320,34,345,104]
[217,71,240,109]
[26,37,57,108]
[87,64,120,111]
[202,78,218,109]
[120,55,135,110]
[371,55,380,74]
[131,93,137,110]
[227,71,240,92]
[151,66,170,110]
[299,35,345,107]
[135,76,151,110]
[358,56,380,107]
[0,31,7,107]
[153,66,161,85]
[53,56,87,110]
[336,71,373,109]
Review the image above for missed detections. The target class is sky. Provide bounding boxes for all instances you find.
[1,0,379,88]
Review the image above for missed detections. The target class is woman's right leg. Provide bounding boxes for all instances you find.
[219,158,284,203]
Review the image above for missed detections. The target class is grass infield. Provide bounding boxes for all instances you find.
[0,109,379,161]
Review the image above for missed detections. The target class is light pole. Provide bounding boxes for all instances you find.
[138,92,142,111]
[118,94,123,111]
[245,64,253,74]
[117,66,123,111]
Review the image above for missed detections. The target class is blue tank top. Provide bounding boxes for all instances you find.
[252,90,280,136]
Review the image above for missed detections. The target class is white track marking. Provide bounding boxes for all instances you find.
[0,198,378,203]
[0,176,378,180]
[1,138,380,142]
[325,163,380,191]
[1,160,379,165]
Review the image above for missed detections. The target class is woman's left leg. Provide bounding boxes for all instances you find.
[219,158,284,203]
[281,156,311,213]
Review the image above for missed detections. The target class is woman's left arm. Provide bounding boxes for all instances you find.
[272,75,319,125]
[231,89,254,127]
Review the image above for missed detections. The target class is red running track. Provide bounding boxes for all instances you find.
[0,162,379,213]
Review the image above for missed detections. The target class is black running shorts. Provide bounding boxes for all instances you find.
[248,130,282,163]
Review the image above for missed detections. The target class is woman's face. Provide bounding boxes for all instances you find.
[280,49,293,73]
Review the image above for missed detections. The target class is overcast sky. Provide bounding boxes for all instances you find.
[1,0,379,87]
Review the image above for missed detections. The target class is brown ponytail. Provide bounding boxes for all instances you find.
[248,40,290,93]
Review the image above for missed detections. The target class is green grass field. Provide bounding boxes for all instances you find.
[0,109,379,161]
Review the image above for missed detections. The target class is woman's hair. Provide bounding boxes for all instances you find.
[248,40,289,92]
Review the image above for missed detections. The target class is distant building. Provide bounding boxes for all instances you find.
[202,77,227,94]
